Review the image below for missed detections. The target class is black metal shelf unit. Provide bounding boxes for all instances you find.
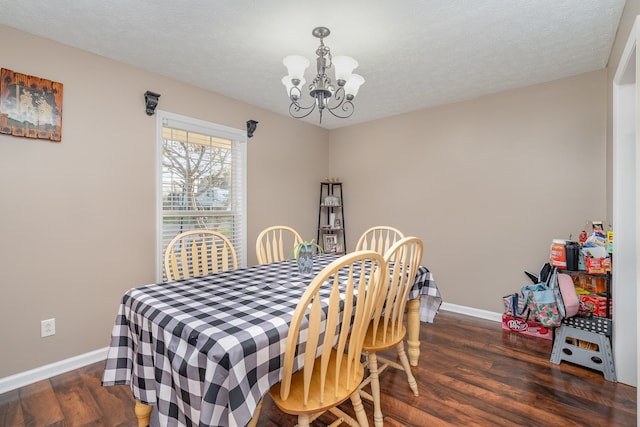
[558,270,612,332]
[317,182,345,254]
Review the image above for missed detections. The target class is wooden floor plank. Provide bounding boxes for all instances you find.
[82,363,139,427]
[49,369,103,426]
[0,311,634,426]
[0,389,25,427]
[17,379,65,426]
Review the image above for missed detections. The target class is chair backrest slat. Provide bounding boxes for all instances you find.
[279,250,387,404]
[372,236,423,344]
[256,226,303,265]
[164,230,238,280]
[355,226,405,255]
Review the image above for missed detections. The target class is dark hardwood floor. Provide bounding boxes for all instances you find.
[0,311,635,426]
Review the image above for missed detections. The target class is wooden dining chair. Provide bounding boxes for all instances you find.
[264,250,388,427]
[255,225,303,265]
[355,226,405,255]
[358,236,423,427]
[164,229,238,280]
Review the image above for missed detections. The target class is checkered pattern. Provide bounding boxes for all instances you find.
[102,254,439,427]
[413,267,442,323]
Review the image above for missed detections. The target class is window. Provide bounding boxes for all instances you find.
[157,111,247,280]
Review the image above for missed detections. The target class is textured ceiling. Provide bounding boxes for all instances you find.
[0,0,626,129]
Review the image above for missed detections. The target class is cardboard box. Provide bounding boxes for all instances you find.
[580,295,598,313]
[595,295,612,318]
[501,314,553,340]
[586,257,606,274]
[550,240,566,268]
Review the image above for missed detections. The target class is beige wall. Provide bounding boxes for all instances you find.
[0,25,328,377]
[329,70,607,312]
[0,8,625,378]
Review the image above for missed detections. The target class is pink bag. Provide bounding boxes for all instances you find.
[557,273,579,318]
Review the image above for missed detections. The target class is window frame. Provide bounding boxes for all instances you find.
[155,110,247,281]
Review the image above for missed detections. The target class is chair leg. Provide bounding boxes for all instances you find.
[350,389,371,427]
[298,414,311,427]
[396,341,419,396]
[134,401,152,427]
[366,352,384,427]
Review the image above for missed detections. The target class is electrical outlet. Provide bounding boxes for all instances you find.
[41,318,55,337]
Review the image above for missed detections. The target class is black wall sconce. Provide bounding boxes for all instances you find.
[246,120,258,138]
[144,91,161,116]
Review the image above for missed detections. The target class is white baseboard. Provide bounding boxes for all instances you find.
[440,302,503,322]
[0,347,108,395]
[0,304,502,395]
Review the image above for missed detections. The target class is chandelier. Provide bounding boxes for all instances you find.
[282,27,365,124]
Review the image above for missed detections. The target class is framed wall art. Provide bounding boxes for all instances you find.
[323,234,338,253]
[0,68,63,142]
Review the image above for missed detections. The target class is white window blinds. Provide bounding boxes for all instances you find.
[157,112,247,280]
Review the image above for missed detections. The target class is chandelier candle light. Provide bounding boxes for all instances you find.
[282,27,365,123]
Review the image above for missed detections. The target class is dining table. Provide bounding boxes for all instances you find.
[101,253,441,427]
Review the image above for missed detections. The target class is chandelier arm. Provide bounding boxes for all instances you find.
[289,100,318,119]
[322,86,354,119]
[324,86,345,107]
[326,100,355,119]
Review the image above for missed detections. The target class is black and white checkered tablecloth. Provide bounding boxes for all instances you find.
[101,254,441,427]
[413,267,442,323]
